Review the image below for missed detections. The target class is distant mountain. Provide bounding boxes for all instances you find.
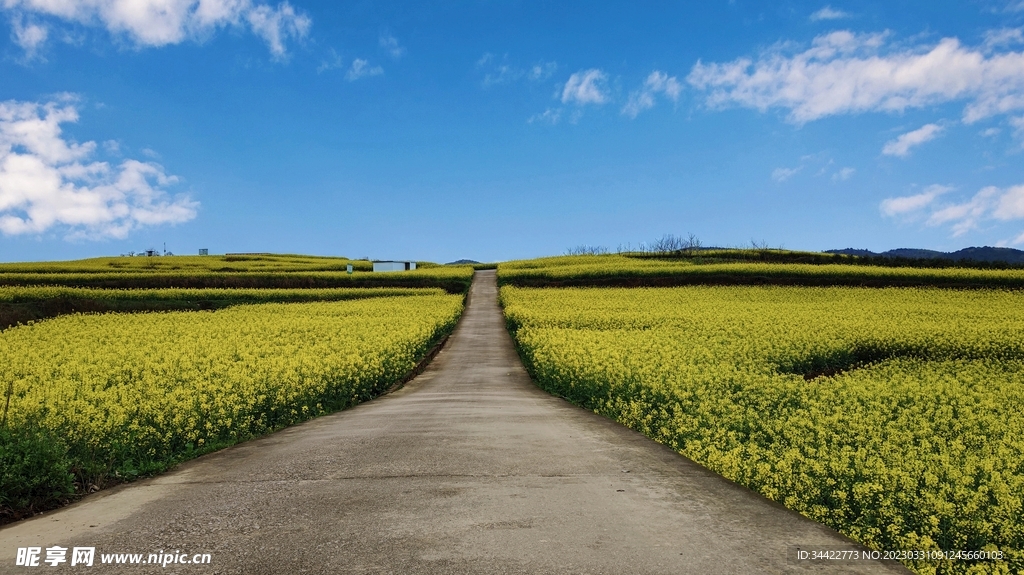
[826,246,1024,264]
[828,248,875,257]
[883,249,951,260]
[446,259,480,265]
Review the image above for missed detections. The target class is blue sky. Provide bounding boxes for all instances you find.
[2,1,1024,263]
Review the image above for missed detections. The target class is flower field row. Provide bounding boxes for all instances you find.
[501,285,1024,574]
[1,293,463,515]
[0,254,376,274]
[0,285,446,304]
[0,266,475,292]
[497,254,1024,289]
[0,286,450,331]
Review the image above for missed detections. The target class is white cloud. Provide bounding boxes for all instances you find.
[927,186,1001,235]
[316,47,343,73]
[832,166,855,181]
[981,127,1001,136]
[771,166,802,182]
[810,6,850,21]
[11,15,47,57]
[882,123,943,157]
[773,153,844,181]
[994,184,1024,220]
[480,57,556,86]
[529,61,557,80]
[1012,115,1024,137]
[687,30,1024,124]
[346,58,383,81]
[561,69,609,105]
[0,98,197,239]
[881,183,1024,237]
[622,70,682,118]
[528,108,561,125]
[483,63,520,86]
[379,33,404,58]
[1,0,310,59]
[246,2,310,58]
[984,28,1024,49]
[880,184,952,216]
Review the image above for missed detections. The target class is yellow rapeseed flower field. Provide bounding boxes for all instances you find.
[497,254,1024,289]
[502,285,1024,575]
[1,294,462,495]
[0,285,446,304]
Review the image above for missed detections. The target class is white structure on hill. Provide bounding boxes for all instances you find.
[373,261,417,272]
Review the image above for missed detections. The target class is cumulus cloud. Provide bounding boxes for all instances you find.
[881,183,1024,237]
[928,187,1003,236]
[1012,115,1024,137]
[687,30,1024,124]
[479,56,557,86]
[1,0,311,58]
[245,2,309,58]
[984,27,1024,49]
[994,185,1024,220]
[345,58,383,81]
[810,6,850,21]
[529,61,557,80]
[561,69,609,105]
[880,184,952,216]
[528,108,561,125]
[832,166,855,181]
[10,15,47,57]
[0,98,197,239]
[771,166,802,182]
[379,33,404,58]
[622,70,683,118]
[482,62,520,86]
[316,47,343,73]
[772,153,848,182]
[882,123,943,157]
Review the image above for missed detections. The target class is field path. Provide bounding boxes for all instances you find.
[0,271,908,574]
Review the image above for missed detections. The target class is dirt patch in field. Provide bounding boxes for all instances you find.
[802,363,868,381]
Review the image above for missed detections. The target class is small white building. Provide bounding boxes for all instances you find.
[373,261,417,272]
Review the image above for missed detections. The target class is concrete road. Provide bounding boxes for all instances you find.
[0,271,909,574]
